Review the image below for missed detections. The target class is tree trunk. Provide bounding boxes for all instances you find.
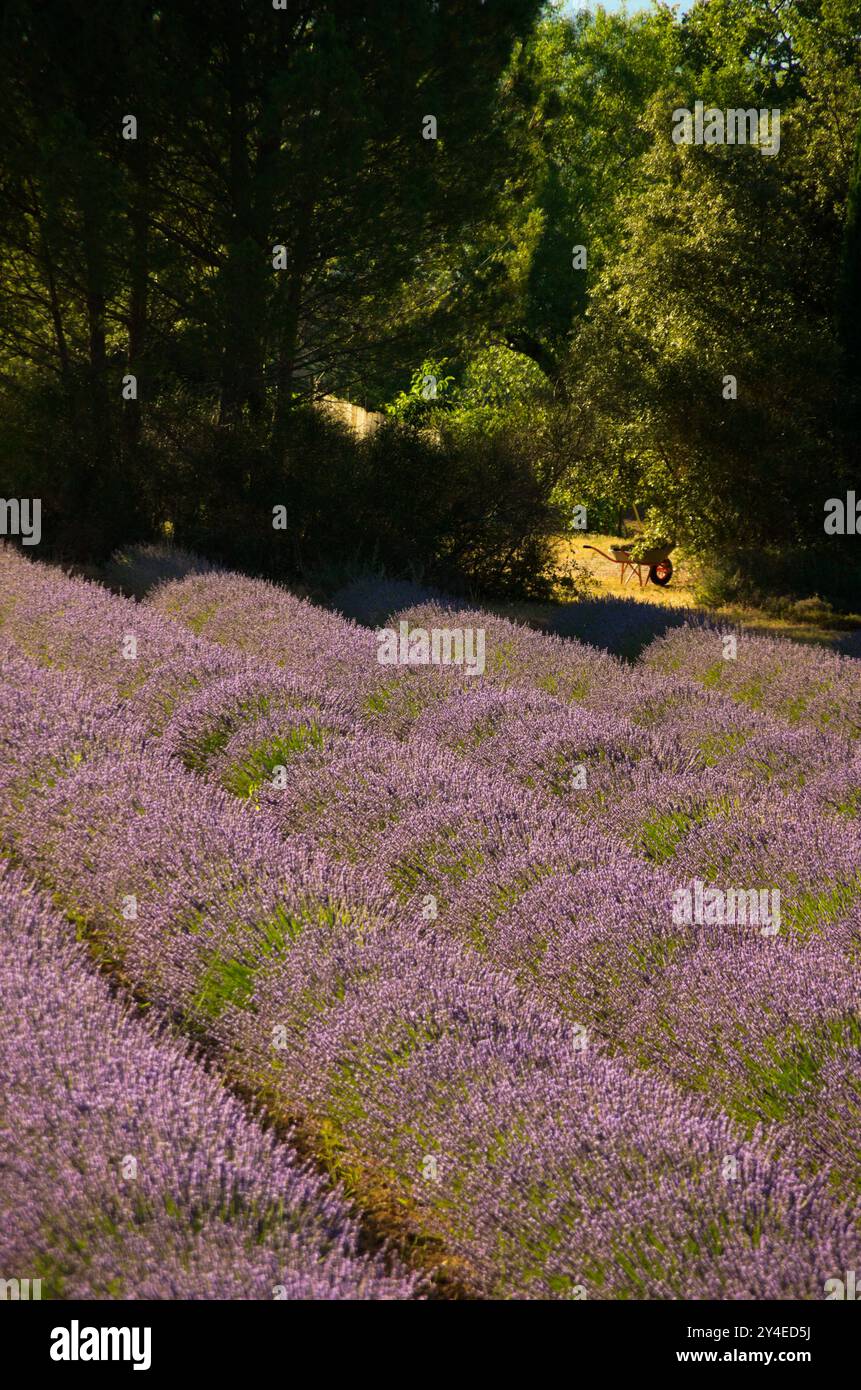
[82,193,110,486]
[27,180,70,377]
[219,7,264,428]
[492,326,569,403]
[124,137,149,455]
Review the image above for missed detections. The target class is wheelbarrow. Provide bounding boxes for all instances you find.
[583,542,674,587]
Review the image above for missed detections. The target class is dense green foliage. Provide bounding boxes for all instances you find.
[0,0,859,601]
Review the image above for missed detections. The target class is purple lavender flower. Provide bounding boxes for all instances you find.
[0,864,418,1300]
[644,623,861,739]
[3,549,860,1298]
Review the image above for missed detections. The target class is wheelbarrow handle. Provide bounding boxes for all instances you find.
[582,545,616,562]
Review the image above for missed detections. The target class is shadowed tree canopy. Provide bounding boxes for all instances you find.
[0,0,541,554]
[0,0,859,607]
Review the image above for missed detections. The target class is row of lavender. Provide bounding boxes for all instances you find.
[8,548,858,1138]
[143,577,858,925]
[642,621,861,741]
[107,544,861,737]
[0,863,415,1300]
[0,550,421,1299]
[145,574,861,1158]
[1,548,857,1295]
[330,568,861,733]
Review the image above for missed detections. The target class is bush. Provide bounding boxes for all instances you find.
[164,407,560,601]
[0,375,150,562]
[102,543,222,599]
[691,546,861,618]
[0,371,563,603]
[330,575,448,627]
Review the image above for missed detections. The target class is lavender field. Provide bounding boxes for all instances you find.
[1,543,860,1301]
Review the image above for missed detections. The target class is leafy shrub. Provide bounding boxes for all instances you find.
[692,546,861,618]
[103,543,221,599]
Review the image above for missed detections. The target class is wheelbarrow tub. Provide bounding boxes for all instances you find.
[609,544,673,565]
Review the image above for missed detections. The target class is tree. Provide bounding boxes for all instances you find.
[0,0,543,559]
[561,0,860,558]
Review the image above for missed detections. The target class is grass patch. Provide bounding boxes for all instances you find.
[388,828,487,900]
[187,900,349,1023]
[781,879,861,939]
[696,730,751,766]
[728,1016,861,1127]
[638,809,698,862]
[222,724,327,797]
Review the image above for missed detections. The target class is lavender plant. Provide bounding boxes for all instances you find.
[3,552,860,1297]
[643,623,861,739]
[0,865,417,1300]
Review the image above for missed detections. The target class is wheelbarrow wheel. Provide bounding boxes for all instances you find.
[649,558,673,586]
